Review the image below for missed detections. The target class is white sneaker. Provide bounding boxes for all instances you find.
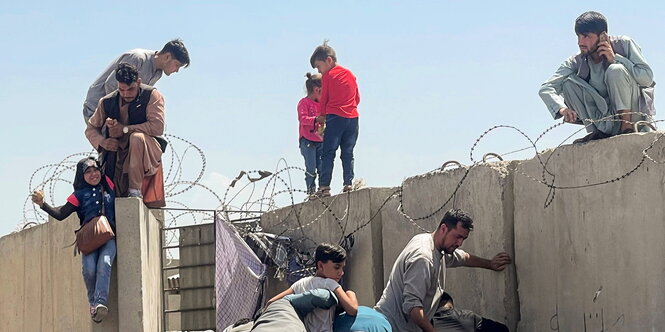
[92,304,108,323]
[127,188,142,198]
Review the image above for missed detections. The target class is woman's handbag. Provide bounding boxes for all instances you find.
[75,187,115,255]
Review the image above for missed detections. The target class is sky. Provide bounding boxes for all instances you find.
[1,1,663,237]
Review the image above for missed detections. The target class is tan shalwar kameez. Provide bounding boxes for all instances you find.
[85,89,165,202]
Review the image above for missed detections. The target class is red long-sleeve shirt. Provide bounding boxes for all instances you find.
[319,65,360,118]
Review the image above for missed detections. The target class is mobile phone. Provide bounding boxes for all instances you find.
[599,32,608,43]
[598,32,609,60]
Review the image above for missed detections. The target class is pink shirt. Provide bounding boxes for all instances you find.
[297,97,323,142]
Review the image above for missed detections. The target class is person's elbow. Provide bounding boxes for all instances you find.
[344,290,358,316]
[46,212,68,221]
[344,304,358,316]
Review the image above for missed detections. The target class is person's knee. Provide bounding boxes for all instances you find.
[129,132,147,145]
[82,267,96,280]
[102,254,114,267]
[340,144,355,156]
[605,64,630,83]
[561,79,576,94]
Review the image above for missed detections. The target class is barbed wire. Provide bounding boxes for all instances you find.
[19,133,208,232]
[18,114,665,280]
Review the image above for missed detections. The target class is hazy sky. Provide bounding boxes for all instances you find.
[1,1,663,236]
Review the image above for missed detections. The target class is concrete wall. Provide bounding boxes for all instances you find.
[258,132,665,331]
[0,197,162,331]
[0,214,118,331]
[259,167,518,330]
[379,164,519,330]
[115,198,163,332]
[260,187,396,306]
[5,133,665,331]
[514,133,665,331]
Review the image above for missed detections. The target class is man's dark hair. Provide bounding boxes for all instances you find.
[310,40,337,68]
[315,242,346,264]
[575,11,608,36]
[439,209,474,231]
[441,292,454,307]
[232,318,252,327]
[115,62,139,84]
[159,39,190,67]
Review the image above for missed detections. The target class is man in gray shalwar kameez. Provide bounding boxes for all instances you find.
[82,39,190,123]
[539,11,655,144]
[374,209,511,332]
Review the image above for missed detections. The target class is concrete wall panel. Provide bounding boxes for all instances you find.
[116,197,163,332]
[0,214,118,331]
[260,187,396,306]
[379,164,519,330]
[514,133,665,331]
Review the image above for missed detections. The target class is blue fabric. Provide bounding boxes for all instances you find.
[320,115,359,186]
[82,238,116,306]
[299,137,323,194]
[285,288,338,318]
[333,306,392,332]
[74,185,116,228]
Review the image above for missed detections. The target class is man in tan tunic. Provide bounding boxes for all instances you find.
[85,62,165,207]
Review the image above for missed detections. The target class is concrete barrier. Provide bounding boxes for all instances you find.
[0,197,162,331]
[379,164,519,330]
[6,132,665,331]
[260,187,396,306]
[115,198,163,332]
[514,132,665,331]
[0,213,118,331]
[259,165,518,330]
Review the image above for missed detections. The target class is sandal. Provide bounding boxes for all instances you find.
[313,187,331,198]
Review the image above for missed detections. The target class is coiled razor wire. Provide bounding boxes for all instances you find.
[18,115,665,271]
[20,133,209,232]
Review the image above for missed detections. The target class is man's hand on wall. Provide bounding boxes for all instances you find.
[489,252,512,271]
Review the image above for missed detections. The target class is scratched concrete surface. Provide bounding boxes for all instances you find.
[514,132,665,331]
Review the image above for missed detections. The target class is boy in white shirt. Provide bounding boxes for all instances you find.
[268,243,358,332]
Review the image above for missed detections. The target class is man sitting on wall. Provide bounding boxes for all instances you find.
[85,62,166,207]
[539,11,655,144]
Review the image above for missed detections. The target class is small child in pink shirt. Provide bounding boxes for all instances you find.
[297,73,324,196]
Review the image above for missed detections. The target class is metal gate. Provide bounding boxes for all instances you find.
[160,208,217,331]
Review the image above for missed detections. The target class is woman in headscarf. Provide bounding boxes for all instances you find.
[31,157,116,323]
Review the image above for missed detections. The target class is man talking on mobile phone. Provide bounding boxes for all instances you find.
[539,11,655,144]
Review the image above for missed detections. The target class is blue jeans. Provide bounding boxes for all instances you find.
[320,115,359,187]
[299,137,323,194]
[82,238,116,307]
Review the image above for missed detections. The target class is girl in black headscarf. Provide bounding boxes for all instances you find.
[31,157,116,323]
